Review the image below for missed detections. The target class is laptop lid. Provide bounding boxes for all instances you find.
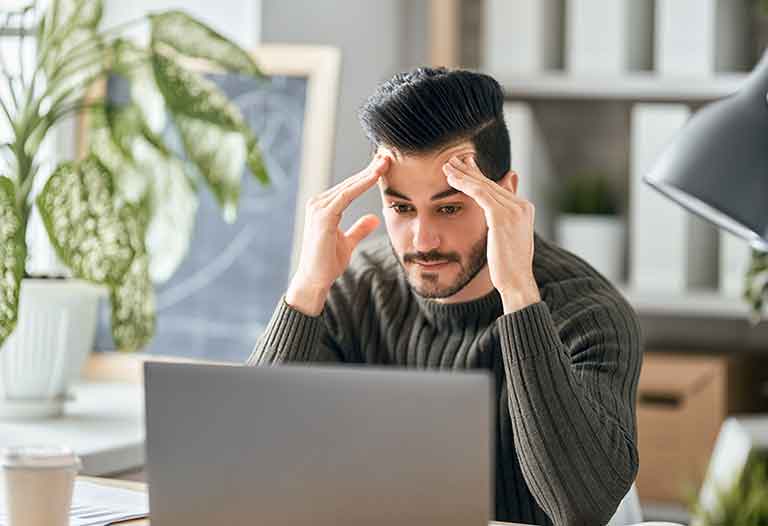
[144,362,492,526]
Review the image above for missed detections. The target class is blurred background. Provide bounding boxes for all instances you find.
[3,1,768,524]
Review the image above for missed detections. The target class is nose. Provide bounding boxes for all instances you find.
[412,217,440,253]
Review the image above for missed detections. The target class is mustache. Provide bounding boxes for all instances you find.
[403,250,460,264]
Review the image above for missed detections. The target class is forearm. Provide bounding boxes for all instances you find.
[246,296,333,365]
[498,302,639,526]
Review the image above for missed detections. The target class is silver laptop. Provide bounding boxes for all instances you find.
[144,362,492,526]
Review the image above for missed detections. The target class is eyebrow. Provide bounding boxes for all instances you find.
[383,187,462,202]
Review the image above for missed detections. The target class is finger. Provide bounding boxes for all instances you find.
[327,162,387,215]
[448,157,526,207]
[317,156,390,207]
[443,163,504,211]
[344,214,380,248]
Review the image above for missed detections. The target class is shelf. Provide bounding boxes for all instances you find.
[500,72,749,102]
[617,286,754,320]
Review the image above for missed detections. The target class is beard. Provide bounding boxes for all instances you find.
[391,234,488,299]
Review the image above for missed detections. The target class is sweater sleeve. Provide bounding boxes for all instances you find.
[496,279,642,526]
[245,296,342,365]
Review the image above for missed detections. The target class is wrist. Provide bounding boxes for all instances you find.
[500,284,541,314]
[285,280,330,317]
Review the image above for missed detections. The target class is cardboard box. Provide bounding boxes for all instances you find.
[636,351,768,504]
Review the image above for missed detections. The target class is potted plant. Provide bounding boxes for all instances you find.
[0,0,268,418]
[555,173,624,284]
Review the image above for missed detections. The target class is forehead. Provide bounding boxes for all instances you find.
[377,142,475,195]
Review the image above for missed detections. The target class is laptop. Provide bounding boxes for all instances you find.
[143,362,492,526]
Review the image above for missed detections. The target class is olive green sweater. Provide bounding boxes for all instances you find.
[247,233,643,526]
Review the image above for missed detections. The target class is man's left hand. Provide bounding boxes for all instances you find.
[443,156,541,314]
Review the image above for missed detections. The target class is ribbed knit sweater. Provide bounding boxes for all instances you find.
[247,232,643,526]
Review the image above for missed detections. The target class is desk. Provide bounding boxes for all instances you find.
[0,382,144,476]
[82,477,528,526]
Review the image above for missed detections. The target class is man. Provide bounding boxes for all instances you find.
[248,67,642,526]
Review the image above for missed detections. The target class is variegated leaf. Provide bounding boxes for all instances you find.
[0,176,25,349]
[151,50,243,130]
[151,51,269,218]
[89,106,148,202]
[110,252,154,352]
[112,39,167,134]
[109,199,155,352]
[91,103,198,283]
[35,156,134,286]
[40,0,102,48]
[149,11,262,77]
[175,114,244,222]
[131,140,198,283]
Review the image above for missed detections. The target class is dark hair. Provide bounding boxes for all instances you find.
[359,67,510,182]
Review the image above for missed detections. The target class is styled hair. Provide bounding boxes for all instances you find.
[359,67,510,182]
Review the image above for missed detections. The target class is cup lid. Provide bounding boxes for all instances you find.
[1,446,82,469]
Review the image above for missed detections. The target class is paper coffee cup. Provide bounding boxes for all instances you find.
[2,446,82,526]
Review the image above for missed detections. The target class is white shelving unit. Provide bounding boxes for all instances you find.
[498,70,756,321]
[490,27,754,322]
[618,285,753,319]
[499,72,747,102]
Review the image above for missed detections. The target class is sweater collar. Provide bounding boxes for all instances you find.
[413,287,502,324]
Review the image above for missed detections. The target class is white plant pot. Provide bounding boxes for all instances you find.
[0,279,107,419]
[557,215,624,284]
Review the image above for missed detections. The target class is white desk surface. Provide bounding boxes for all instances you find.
[0,381,145,476]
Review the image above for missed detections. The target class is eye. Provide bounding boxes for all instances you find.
[388,203,414,214]
[437,205,461,215]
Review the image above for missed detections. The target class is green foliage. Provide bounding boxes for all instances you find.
[760,0,768,16]
[0,0,269,351]
[36,157,136,285]
[745,249,768,325]
[558,173,620,216]
[689,454,768,526]
[0,177,25,346]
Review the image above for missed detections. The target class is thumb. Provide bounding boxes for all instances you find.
[344,214,380,248]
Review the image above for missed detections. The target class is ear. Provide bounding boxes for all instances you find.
[498,170,519,195]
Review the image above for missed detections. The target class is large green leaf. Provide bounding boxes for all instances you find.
[89,99,199,283]
[110,251,154,352]
[132,139,198,283]
[109,199,155,352]
[151,50,268,219]
[36,156,135,285]
[149,11,262,77]
[111,39,167,135]
[174,115,245,222]
[39,0,102,53]
[151,50,243,129]
[0,176,25,349]
[89,106,149,202]
[40,1,105,102]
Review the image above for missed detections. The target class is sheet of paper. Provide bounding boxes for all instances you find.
[0,480,148,526]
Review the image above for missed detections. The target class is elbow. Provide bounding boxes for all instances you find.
[552,452,639,526]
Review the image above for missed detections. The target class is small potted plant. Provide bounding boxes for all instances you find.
[555,173,624,284]
[0,1,268,418]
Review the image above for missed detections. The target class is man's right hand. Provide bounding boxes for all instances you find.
[285,154,392,316]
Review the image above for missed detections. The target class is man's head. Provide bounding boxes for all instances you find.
[359,67,516,302]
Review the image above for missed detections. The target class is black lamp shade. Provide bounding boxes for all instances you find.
[644,50,768,251]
